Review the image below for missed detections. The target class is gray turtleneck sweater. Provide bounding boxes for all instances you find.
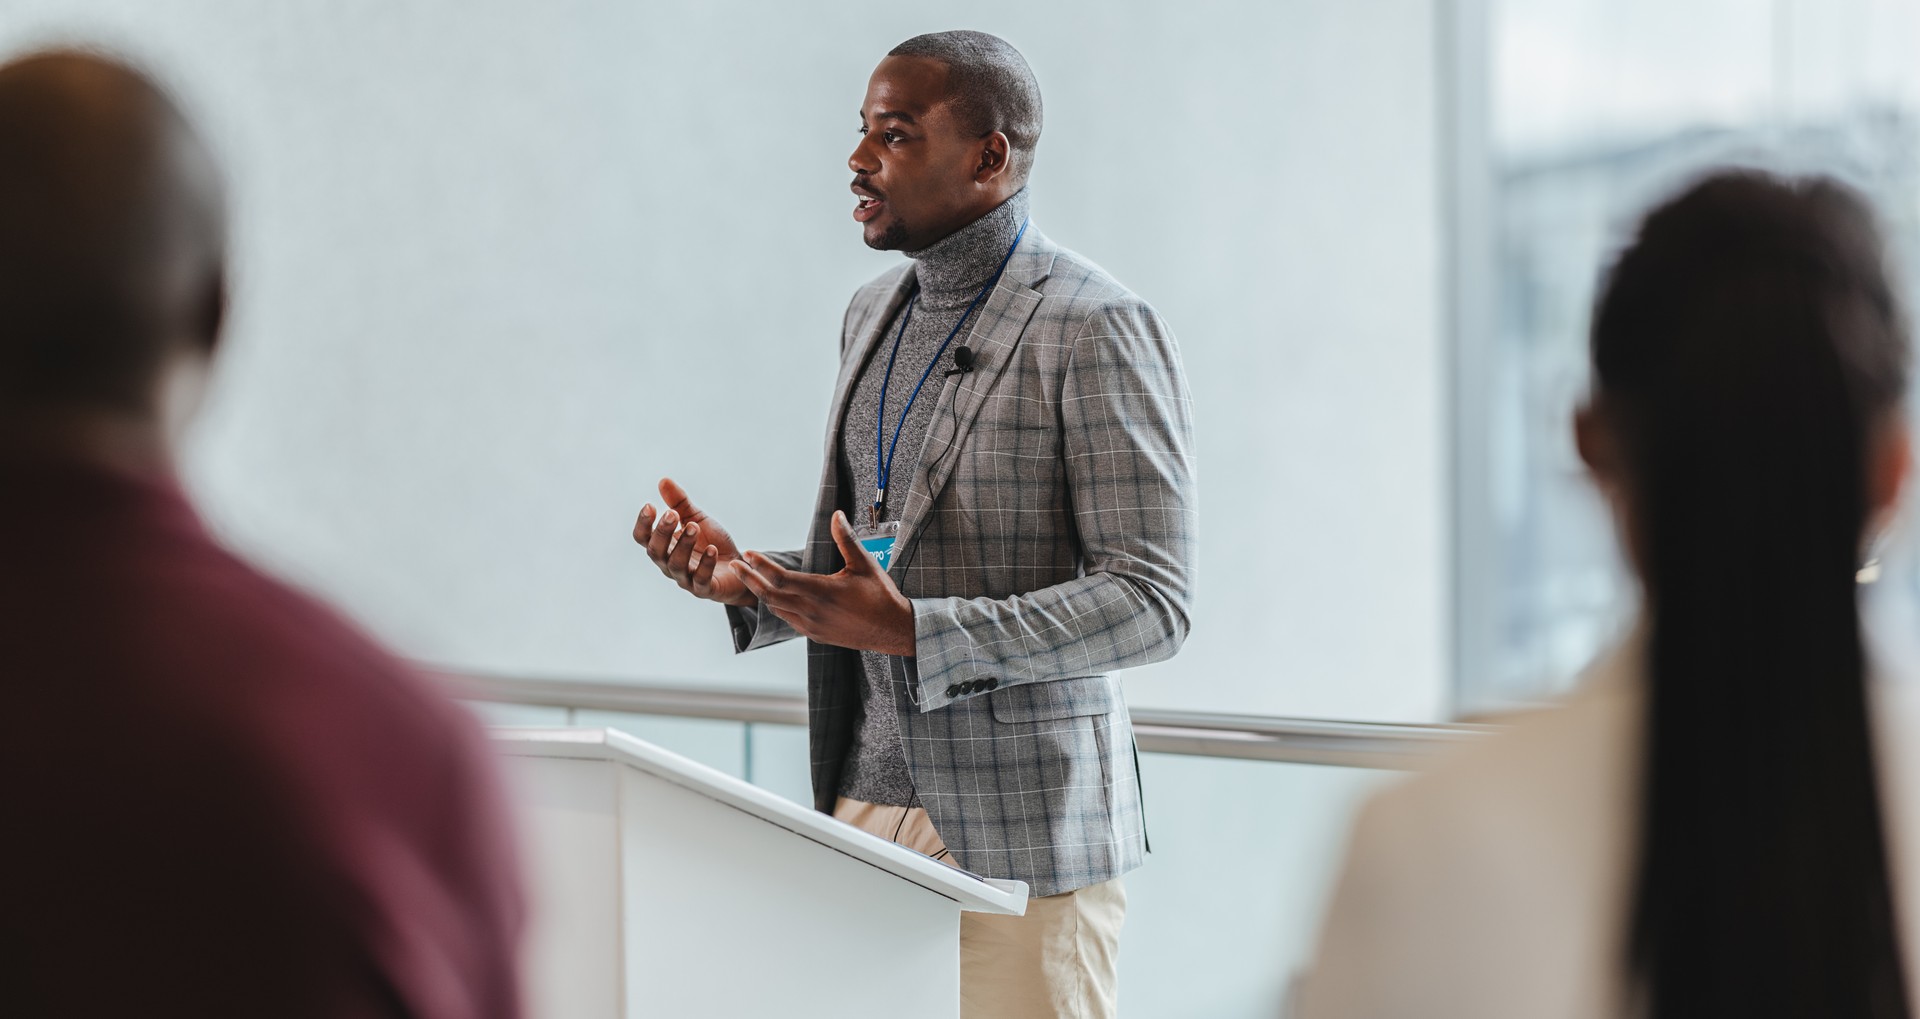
[835,188,1031,807]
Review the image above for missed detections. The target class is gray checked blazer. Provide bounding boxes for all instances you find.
[727,226,1197,897]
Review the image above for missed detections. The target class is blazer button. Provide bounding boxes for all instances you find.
[946,684,963,698]
[985,678,1000,690]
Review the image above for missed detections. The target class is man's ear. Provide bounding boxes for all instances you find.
[974,131,1012,184]
[193,267,226,357]
[1869,413,1912,524]
[1575,400,1614,482]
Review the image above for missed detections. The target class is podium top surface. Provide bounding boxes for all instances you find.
[492,727,1028,915]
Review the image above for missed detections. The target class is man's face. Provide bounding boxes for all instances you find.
[849,56,987,251]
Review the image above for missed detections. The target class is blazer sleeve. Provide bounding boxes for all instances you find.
[725,547,805,653]
[905,295,1197,711]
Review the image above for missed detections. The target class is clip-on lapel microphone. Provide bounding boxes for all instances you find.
[924,346,978,479]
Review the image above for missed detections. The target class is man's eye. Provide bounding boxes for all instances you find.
[883,131,902,143]
[857,126,869,136]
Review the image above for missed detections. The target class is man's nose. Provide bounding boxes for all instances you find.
[849,136,877,176]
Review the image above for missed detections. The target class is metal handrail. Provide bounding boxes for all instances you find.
[442,671,1493,770]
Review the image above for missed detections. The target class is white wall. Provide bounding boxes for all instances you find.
[1,0,1448,720]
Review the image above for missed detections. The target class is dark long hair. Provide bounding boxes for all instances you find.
[1594,171,1912,1017]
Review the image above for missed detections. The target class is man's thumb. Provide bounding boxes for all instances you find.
[832,511,872,571]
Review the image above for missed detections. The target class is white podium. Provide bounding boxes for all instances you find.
[492,727,1028,1019]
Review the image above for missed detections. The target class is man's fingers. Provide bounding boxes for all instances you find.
[731,559,778,599]
[745,585,813,633]
[739,555,824,618]
[742,551,795,590]
[667,521,701,576]
[647,509,681,564]
[830,510,875,574]
[731,556,830,640]
[638,504,676,567]
[659,477,703,522]
[689,544,720,595]
[761,601,814,636]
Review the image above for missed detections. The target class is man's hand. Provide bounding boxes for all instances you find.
[729,510,916,657]
[634,477,756,608]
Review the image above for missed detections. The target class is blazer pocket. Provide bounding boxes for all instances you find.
[989,675,1117,723]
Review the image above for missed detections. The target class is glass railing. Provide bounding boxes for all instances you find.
[457,676,1471,1018]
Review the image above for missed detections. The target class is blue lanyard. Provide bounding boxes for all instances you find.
[873,217,1030,519]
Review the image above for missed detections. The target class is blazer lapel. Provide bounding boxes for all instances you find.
[891,232,1059,574]
[824,267,917,465]
[804,267,916,574]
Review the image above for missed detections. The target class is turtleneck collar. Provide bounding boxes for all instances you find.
[905,187,1031,307]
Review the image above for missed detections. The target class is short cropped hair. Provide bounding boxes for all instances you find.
[888,31,1043,183]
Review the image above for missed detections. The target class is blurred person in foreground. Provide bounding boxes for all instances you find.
[1297,170,1920,1019]
[0,51,523,1017]
[632,29,1195,1017]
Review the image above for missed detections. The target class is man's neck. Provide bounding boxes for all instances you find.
[905,188,1031,302]
[0,402,176,479]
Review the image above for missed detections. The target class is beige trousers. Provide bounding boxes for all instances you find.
[833,797,1127,1019]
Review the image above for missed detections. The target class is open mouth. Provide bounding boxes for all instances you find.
[852,182,885,223]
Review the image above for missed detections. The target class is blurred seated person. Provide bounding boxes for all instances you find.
[0,51,524,1018]
[1296,170,1920,1019]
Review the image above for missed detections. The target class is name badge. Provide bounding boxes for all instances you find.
[854,519,902,572]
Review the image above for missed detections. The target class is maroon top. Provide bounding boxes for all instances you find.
[0,456,524,1018]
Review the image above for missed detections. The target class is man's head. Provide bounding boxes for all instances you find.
[848,31,1042,251]
[0,51,226,421]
